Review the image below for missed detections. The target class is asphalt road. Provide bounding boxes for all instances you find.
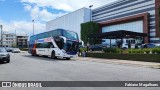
[0,52,160,90]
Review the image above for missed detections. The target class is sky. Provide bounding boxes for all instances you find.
[0,0,117,36]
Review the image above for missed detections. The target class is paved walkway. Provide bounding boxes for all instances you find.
[77,57,160,69]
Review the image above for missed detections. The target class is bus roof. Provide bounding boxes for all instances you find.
[31,29,77,37]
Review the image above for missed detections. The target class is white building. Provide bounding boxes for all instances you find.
[46,7,91,40]
[1,33,16,47]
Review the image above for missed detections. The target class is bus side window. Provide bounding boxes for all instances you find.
[48,42,54,48]
[36,43,39,48]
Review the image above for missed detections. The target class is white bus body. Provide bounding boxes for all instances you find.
[34,37,77,59]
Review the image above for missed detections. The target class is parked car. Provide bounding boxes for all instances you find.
[89,45,105,51]
[0,47,10,63]
[5,47,13,52]
[155,43,160,47]
[12,48,21,53]
[107,44,118,48]
[142,43,156,48]
[98,44,110,48]
[122,43,137,49]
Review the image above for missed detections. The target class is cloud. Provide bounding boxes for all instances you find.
[0,0,118,37]
[20,0,118,22]
[20,0,118,11]
[38,9,66,21]
[30,6,40,20]
[23,5,66,22]
[24,4,32,11]
[0,19,45,36]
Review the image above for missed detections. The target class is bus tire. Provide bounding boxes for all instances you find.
[32,50,37,56]
[31,50,34,56]
[51,51,57,59]
[34,51,37,56]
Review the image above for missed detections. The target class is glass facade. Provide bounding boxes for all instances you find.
[102,20,143,33]
[102,20,143,44]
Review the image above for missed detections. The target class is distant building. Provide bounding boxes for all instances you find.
[1,33,16,47]
[17,35,28,48]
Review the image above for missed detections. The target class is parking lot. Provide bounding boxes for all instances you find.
[0,52,160,90]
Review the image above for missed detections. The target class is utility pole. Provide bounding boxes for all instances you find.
[89,5,93,45]
[89,5,93,22]
[15,30,17,48]
[15,30,16,36]
[32,20,34,35]
[0,25,3,46]
[86,5,93,51]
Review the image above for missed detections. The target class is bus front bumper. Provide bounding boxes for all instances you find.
[61,54,77,58]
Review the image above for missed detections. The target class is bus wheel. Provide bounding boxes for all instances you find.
[32,50,37,56]
[31,50,34,56]
[51,51,57,59]
[34,51,37,56]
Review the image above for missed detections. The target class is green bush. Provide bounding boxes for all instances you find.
[127,49,132,54]
[152,48,160,54]
[127,49,143,54]
[134,49,143,54]
[103,48,121,53]
[143,48,151,54]
[127,48,160,54]
[86,53,160,63]
[131,49,137,54]
[79,47,87,52]
[20,48,28,51]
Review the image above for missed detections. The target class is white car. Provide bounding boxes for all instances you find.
[12,48,21,53]
[155,43,160,47]
[122,43,136,49]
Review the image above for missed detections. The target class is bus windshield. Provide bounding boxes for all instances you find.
[62,30,78,40]
[63,40,79,55]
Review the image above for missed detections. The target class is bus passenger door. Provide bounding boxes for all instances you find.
[47,42,55,56]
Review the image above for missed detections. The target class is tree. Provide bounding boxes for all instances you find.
[81,21,100,45]
[159,6,160,31]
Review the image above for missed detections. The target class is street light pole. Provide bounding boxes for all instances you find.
[32,20,34,35]
[15,30,17,47]
[88,5,93,46]
[89,5,93,22]
[0,25,3,46]
[15,30,16,36]
[86,5,93,51]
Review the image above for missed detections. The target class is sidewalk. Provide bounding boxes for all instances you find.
[77,57,160,69]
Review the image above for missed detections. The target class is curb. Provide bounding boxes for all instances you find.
[77,57,160,69]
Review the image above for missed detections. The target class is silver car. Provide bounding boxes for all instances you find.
[0,47,10,63]
[12,48,21,53]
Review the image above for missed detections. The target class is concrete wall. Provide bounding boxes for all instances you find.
[46,8,91,40]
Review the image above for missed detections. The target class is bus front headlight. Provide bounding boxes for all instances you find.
[62,50,66,54]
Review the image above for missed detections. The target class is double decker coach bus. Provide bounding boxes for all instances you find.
[29,29,79,60]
